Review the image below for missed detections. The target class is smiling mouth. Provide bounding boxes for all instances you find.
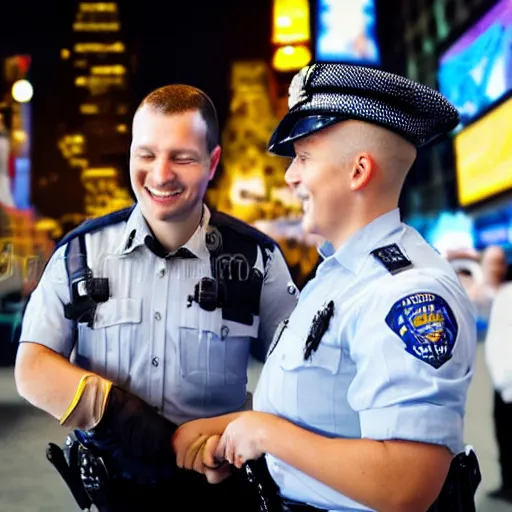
[298,194,310,210]
[145,185,183,199]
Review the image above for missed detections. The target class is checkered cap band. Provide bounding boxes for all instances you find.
[269,63,460,155]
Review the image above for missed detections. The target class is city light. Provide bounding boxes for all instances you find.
[272,0,310,44]
[74,42,125,53]
[11,79,33,103]
[272,44,311,72]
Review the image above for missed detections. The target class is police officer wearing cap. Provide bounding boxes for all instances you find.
[14,84,298,511]
[174,64,481,511]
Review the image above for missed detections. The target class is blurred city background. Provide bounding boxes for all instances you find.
[0,0,511,510]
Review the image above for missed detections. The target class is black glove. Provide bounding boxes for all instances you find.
[93,386,177,465]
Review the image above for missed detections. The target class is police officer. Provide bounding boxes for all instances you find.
[15,84,298,511]
[174,64,480,511]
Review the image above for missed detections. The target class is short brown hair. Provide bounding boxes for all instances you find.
[137,84,219,152]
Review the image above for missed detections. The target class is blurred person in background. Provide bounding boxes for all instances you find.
[444,246,481,297]
[484,249,512,503]
[447,245,507,340]
[0,113,14,207]
[470,245,508,334]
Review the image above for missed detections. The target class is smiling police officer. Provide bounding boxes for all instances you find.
[15,84,298,511]
[175,63,481,512]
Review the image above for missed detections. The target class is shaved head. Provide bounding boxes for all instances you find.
[327,120,417,191]
[287,119,418,248]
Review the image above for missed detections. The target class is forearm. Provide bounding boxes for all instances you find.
[16,342,178,464]
[261,416,451,512]
[198,412,245,434]
[15,341,93,420]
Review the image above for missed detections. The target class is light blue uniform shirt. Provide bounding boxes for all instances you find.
[254,209,477,511]
[20,204,298,425]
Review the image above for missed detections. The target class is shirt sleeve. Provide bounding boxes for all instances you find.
[485,283,512,402]
[251,245,299,362]
[19,245,76,358]
[347,270,477,454]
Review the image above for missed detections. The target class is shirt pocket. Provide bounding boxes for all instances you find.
[178,307,258,390]
[278,341,342,430]
[76,298,142,383]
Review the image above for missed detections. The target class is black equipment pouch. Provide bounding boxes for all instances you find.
[63,234,109,328]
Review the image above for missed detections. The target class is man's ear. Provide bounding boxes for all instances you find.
[350,153,375,191]
[209,146,222,181]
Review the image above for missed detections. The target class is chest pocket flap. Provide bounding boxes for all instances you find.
[94,298,142,329]
[280,340,341,375]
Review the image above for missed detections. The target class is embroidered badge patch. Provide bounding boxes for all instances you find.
[385,292,458,369]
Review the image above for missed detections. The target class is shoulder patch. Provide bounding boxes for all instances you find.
[385,292,458,369]
[371,244,412,274]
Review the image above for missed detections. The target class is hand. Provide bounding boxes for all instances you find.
[215,411,273,469]
[177,431,233,484]
[201,435,233,484]
[172,418,217,469]
[172,419,233,484]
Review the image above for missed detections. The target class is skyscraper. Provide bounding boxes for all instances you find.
[58,0,133,220]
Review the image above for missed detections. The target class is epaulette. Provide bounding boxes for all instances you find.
[56,205,135,250]
[209,209,277,250]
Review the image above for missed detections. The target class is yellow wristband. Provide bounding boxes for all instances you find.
[60,374,113,430]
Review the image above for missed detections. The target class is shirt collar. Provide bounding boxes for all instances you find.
[118,203,211,262]
[117,203,150,255]
[317,208,403,274]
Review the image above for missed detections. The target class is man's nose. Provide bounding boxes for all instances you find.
[284,159,300,187]
[152,158,176,184]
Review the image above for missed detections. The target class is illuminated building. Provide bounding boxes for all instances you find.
[210,60,318,285]
[58,1,133,219]
[388,0,512,262]
[208,1,317,284]
[211,61,300,223]
[0,55,51,304]
[391,0,498,219]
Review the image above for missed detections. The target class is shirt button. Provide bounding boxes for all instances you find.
[154,311,161,321]
[152,357,160,367]
[158,268,165,278]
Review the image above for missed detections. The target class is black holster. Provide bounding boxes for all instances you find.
[428,447,481,512]
[244,458,283,512]
[46,433,110,511]
[244,447,481,512]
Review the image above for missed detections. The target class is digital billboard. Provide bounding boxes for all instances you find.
[454,95,512,207]
[315,0,380,65]
[438,0,512,128]
[472,202,512,251]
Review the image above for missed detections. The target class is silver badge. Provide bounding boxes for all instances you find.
[205,226,222,252]
[288,65,311,109]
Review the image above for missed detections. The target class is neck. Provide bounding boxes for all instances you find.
[329,200,398,251]
[148,204,203,253]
